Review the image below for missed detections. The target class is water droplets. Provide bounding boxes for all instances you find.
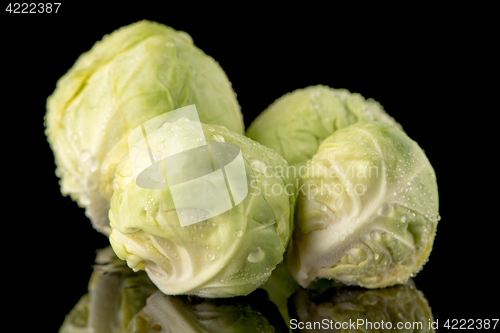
[250,159,266,174]
[430,214,441,223]
[320,204,327,212]
[207,253,215,261]
[80,193,90,206]
[378,204,394,217]
[80,150,91,162]
[55,168,63,177]
[86,178,96,190]
[343,143,354,152]
[247,247,265,263]
[213,134,225,142]
[277,218,286,234]
[400,214,408,223]
[235,230,243,237]
[80,150,97,173]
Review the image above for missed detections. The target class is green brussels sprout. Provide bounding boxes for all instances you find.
[246,86,400,170]
[45,20,243,235]
[59,247,157,333]
[125,289,288,333]
[288,279,435,332]
[109,119,296,297]
[287,122,439,289]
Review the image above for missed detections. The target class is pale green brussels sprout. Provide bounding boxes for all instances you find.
[125,289,288,332]
[246,85,400,170]
[109,120,296,297]
[59,247,157,333]
[287,122,439,289]
[45,20,243,235]
[288,279,435,332]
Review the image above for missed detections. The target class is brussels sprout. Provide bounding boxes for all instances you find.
[45,20,243,235]
[246,86,400,170]
[59,247,157,333]
[125,289,288,333]
[288,279,434,332]
[287,122,439,289]
[109,119,296,297]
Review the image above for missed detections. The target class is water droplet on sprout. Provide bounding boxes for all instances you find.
[247,247,265,263]
[378,204,394,217]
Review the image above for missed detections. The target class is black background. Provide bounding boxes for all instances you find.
[1,2,495,331]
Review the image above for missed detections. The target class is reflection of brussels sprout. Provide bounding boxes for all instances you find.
[126,289,288,332]
[59,247,157,333]
[288,122,439,289]
[45,20,243,235]
[109,121,296,297]
[288,279,434,332]
[259,260,299,326]
[246,86,400,169]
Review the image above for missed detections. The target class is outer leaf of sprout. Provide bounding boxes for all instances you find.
[45,20,243,234]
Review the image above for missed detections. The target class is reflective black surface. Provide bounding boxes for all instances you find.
[57,247,434,332]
